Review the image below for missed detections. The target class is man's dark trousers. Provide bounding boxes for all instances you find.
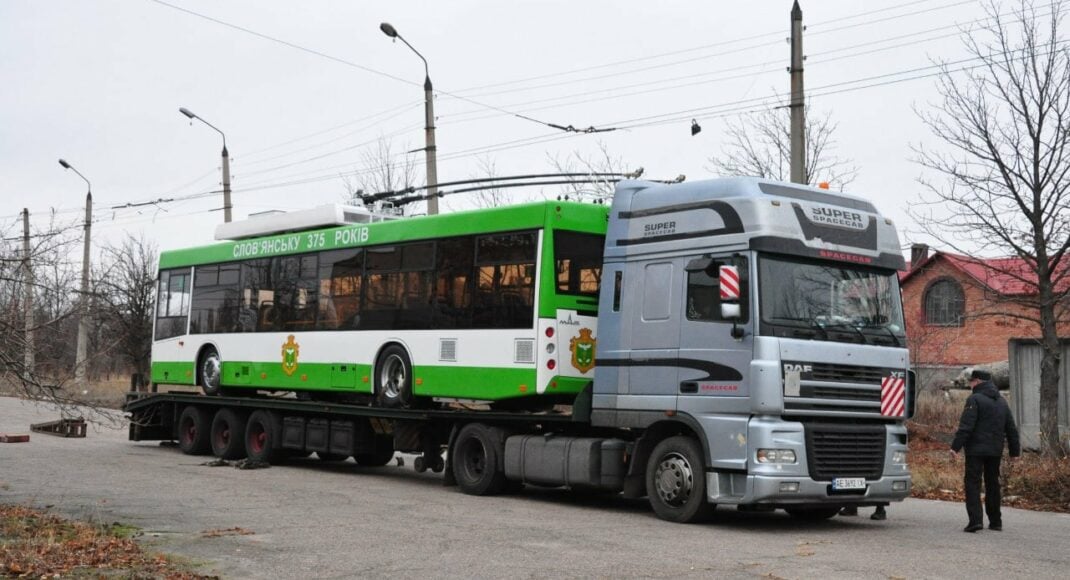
[964,454,1002,527]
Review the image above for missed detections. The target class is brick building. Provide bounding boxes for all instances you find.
[900,245,1070,386]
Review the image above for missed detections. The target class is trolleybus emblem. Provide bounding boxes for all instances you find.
[281,335,300,376]
[569,328,597,374]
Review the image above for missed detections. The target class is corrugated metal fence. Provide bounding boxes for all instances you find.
[1008,338,1070,450]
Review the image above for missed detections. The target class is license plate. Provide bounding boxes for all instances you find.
[832,477,866,490]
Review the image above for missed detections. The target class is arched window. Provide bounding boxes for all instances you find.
[924,278,965,326]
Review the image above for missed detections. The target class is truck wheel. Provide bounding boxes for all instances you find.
[354,437,395,467]
[177,406,211,455]
[646,436,716,523]
[785,507,840,521]
[244,410,281,464]
[374,345,418,408]
[198,347,224,397]
[210,408,248,459]
[452,423,508,496]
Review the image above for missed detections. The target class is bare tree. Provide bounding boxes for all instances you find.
[92,234,158,386]
[912,0,1070,456]
[708,102,857,190]
[341,137,421,213]
[547,141,635,201]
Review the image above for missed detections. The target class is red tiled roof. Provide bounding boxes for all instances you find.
[900,251,1070,296]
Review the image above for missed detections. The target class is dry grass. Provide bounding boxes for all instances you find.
[909,391,1070,513]
[0,374,132,409]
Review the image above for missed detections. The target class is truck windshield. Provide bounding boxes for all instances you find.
[758,255,905,345]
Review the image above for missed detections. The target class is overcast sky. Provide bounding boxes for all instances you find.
[2,0,990,257]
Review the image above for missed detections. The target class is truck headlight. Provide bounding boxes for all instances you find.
[756,449,797,464]
[892,450,907,465]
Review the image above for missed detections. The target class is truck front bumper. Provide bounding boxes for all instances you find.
[707,472,911,506]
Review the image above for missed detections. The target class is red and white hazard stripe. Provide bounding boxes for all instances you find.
[719,265,740,300]
[880,375,906,417]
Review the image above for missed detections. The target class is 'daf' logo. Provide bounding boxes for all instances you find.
[281,335,300,376]
[569,328,597,374]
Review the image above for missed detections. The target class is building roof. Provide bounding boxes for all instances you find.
[901,251,1069,296]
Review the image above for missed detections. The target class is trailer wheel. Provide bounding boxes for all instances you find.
[645,436,716,523]
[177,406,211,455]
[374,345,419,409]
[198,347,224,397]
[785,507,840,521]
[244,410,281,464]
[354,437,395,467]
[210,408,248,460]
[452,423,508,496]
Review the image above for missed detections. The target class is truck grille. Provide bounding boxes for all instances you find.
[784,362,890,416]
[804,424,886,481]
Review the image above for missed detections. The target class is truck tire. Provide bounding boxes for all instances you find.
[452,423,508,496]
[198,347,224,397]
[244,410,281,464]
[645,436,716,523]
[210,408,248,460]
[177,406,211,455]
[785,507,840,521]
[354,437,395,467]
[374,345,418,409]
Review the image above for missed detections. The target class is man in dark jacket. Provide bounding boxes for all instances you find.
[950,369,1021,532]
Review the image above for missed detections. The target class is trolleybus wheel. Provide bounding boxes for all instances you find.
[785,507,841,521]
[645,436,717,523]
[452,423,508,496]
[210,408,248,460]
[244,410,281,464]
[198,347,224,397]
[177,405,211,455]
[374,345,418,409]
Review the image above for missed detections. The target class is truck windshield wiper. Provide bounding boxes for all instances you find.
[867,324,903,347]
[821,322,871,345]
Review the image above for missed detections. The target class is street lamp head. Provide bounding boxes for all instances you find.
[58,159,71,169]
[380,22,398,39]
[179,107,197,120]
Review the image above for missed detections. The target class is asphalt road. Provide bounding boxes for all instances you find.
[1,396,1067,579]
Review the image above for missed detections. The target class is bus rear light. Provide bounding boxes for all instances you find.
[547,359,556,370]
[545,327,554,338]
[546,343,555,354]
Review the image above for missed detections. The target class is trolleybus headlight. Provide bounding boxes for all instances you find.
[756,449,797,464]
[892,450,907,465]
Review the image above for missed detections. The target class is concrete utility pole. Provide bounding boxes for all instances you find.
[22,208,34,381]
[380,22,439,215]
[179,107,233,222]
[59,159,92,389]
[789,0,807,185]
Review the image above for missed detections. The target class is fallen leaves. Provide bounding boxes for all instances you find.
[0,504,215,579]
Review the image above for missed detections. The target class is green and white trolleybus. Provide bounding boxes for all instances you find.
[151,201,607,407]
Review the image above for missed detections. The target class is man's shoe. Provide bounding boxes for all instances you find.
[839,506,858,516]
[964,523,983,533]
[870,508,887,521]
[989,524,1002,531]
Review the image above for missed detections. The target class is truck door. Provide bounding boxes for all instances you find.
[623,260,683,409]
[677,255,753,469]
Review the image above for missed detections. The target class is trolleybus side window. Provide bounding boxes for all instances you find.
[190,263,240,334]
[154,267,191,340]
[474,232,536,328]
[554,230,605,298]
[317,248,363,330]
[273,254,319,331]
[433,236,475,329]
[240,259,274,333]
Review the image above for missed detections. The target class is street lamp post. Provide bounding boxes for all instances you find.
[179,107,233,222]
[58,159,92,390]
[380,22,439,215]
